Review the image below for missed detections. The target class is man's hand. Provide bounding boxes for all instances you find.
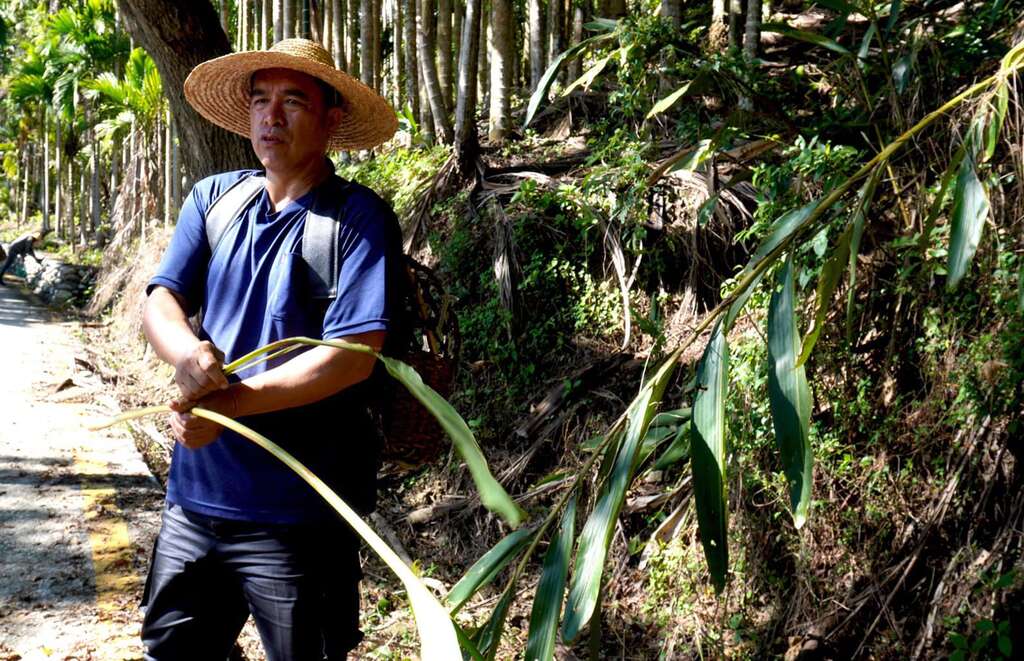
[173,340,229,405]
[168,387,237,450]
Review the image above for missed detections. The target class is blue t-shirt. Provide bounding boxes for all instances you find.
[149,166,398,523]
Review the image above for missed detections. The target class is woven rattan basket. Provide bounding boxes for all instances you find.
[379,258,459,470]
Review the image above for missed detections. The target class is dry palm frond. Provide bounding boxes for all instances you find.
[490,198,521,328]
[404,149,463,254]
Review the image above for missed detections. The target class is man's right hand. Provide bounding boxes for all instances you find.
[173,340,229,404]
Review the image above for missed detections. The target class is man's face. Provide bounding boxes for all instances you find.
[249,68,342,175]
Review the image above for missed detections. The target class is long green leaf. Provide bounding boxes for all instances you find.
[946,151,990,290]
[653,422,691,471]
[473,585,515,660]
[724,269,766,332]
[741,200,820,277]
[767,257,814,528]
[561,356,678,642]
[90,406,461,660]
[378,355,524,526]
[445,527,534,613]
[691,321,729,592]
[802,167,881,364]
[650,408,691,428]
[916,144,966,258]
[523,32,615,129]
[645,73,713,120]
[561,54,612,96]
[646,84,689,120]
[524,498,577,661]
[223,336,525,528]
[981,82,1009,163]
[762,22,851,55]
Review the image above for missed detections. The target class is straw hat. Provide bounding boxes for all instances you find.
[184,38,397,151]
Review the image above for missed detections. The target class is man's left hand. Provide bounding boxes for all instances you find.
[168,388,237,450]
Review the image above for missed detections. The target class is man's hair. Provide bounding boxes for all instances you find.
[248,71,342,111]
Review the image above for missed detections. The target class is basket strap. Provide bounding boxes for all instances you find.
[204,174,266,255]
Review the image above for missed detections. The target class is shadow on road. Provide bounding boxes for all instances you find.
[0,281,50,327]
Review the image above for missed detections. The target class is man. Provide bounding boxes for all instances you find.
[141,39,400,659]
[0,232,42,286]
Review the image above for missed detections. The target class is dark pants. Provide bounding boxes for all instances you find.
[141,503,363,661]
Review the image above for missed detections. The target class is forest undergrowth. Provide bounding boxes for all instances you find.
[26,1,1024,659]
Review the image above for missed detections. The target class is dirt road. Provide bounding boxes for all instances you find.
[0,282,163,660]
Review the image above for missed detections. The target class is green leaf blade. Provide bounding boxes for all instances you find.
[762,22,851,55]
[561,357,678,641]
[946,152,990,291]
[767,258,814,528]
[445,528,534,613]
[691,322,730,591]
[523,32,614,129]
[524,498,577,661]
[378,355,525,527]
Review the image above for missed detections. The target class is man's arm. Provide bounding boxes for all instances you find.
[143,285,229,402]
[146,284,385,448]
[169,335,383,449]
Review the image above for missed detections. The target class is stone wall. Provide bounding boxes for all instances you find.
[21,258,98,307]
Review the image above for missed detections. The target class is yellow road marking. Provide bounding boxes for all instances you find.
[74,451,141,657]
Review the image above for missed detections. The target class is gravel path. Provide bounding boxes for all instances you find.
[0,281,163,660]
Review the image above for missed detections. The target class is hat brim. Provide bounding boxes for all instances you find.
[184,50,397,151]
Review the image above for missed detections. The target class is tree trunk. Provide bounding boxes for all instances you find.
[728,0,746,51]
[548,0,563,69]
[603,0,626,19]
[477,2,488,109]
[659,0,681,97]
[322,0,332,49]
[21,144,32,225]
[109,136,119,231]
[91,141,100,235]
[488,0,511,143]
[437,0,452,111]
[164,109,173,227]
[128,121,137,231]
[171,116,181,217]
[419,67,435,144]
[394,0,403,106]
[403,0,420,122]
[452,0,463,100]
[418,0,453,142]
[743,0,761,61]
[566,0,584,80]
[241,0,249,50]
[55,118,63,239]
[661,0,681,28]
[301,0,311,38]
[454,0,480,145]
[43,111,50,232]
[332,0,344,66]
[275,0,284,43]
[528,0,544,93]
[284,0,295,39]
[374,0,383,91]
[219,0,228,35]
[347,0,359,76]
[78,161,86,247]
[261,0,270,47]
[115,0,256,183]
[359,0,373,86]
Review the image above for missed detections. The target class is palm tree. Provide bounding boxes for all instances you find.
[9,43,55,233]
[86,47,166,249]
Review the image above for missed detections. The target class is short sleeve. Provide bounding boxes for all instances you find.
[321,190,396,340]
[147,171,253,316]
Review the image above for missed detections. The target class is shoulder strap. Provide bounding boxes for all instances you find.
[204,174,266,255]
[302,176,352,300]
